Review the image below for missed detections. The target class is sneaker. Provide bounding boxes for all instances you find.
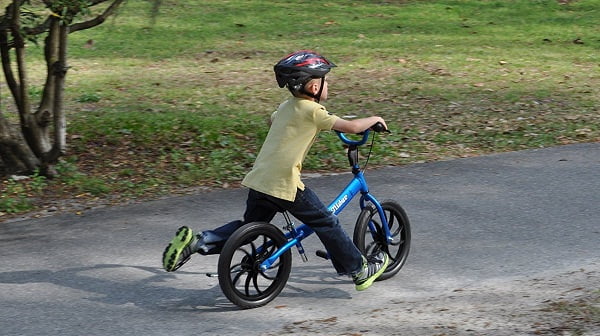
[162,226,198,272]
[352,251,389,291]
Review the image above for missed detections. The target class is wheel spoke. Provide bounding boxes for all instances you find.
[244,271,254,296]
[365,240,379,255]
[390,226,404,246]
[258,245,279,280]
[239,248,252,260]
[232,267,247,286]
[389,214,402,237]
[252,272,263,294]
[229,262,243,274]
[369,219,384,241]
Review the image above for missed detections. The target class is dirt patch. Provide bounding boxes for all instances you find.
[263,263,600,336]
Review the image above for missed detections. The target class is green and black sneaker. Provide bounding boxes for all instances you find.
[162,226,198,272]
[352,251,389,291]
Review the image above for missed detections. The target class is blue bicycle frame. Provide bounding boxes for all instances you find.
[259,130,392,271]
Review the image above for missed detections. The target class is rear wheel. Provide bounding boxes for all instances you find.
[217,222,292,309]
[353,200,411,281]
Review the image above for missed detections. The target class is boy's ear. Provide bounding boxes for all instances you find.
[307,81,319,94]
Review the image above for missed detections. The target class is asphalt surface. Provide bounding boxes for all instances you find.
[1,142,599,335]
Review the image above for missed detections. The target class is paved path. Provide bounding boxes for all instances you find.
[1,142,599,335]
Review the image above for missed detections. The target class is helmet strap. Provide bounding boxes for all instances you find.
[314,77,325,103]
[299,77,325,103]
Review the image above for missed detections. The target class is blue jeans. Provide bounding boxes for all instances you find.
[199,188,364,275]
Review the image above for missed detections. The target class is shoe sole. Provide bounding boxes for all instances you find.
[162,226,193,272]
[355,254,389,291]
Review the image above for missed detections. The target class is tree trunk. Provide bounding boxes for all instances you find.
[37,17,68,171]
[50,21,68,161]
[0,114,39,175]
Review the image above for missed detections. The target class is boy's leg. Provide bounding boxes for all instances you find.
[162,189,278,271]
[163,220,243,271]
[193,189,279,255]
[195,220,244,255]
[282,187,363,274]
[283,187,388,290]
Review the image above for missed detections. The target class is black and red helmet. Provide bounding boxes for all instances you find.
[274,50,336,91]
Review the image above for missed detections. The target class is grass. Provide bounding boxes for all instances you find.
[0,172,47,214]
[1,0,599,218]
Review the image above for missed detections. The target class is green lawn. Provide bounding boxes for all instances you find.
[1,0,599,215]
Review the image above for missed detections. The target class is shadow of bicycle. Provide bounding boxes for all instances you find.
[0,262,353,311]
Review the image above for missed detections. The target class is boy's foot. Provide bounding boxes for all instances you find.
[162,226,198,272]
[352,251,389,291]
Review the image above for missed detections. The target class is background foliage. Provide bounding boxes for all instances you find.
[1,0,598,216]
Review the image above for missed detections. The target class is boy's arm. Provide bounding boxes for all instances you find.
[332,116,387,134]
[268,111,277,126]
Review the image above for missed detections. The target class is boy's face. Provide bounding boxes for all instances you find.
[319,79,329,101]
[303,77,329,101]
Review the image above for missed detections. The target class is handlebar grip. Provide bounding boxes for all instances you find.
[372,122,389,133]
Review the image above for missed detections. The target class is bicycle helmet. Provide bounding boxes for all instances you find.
[274,50,336,102]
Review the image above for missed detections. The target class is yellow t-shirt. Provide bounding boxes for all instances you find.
[242,97,340,201]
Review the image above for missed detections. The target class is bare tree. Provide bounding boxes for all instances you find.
[0,0,126,177]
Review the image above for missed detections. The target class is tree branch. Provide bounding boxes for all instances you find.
[23,17,51,36]
[21,0,124,36]
[69,0,126,33]
[0,30,20,103]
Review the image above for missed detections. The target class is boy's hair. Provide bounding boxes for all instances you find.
[274,50,335,101]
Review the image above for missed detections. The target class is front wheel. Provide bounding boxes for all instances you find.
[353,200,411,281]
[217,222,292,309]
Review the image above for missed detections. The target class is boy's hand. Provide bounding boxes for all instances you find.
[371,122,390,133]
[370,117,388,132]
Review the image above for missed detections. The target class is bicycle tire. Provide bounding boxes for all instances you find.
[217,222,292,309]
[353,200,411,281]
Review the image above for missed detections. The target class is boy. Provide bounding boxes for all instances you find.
[163,50,389,291]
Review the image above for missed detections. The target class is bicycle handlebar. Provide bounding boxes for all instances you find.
[335,122,389,146]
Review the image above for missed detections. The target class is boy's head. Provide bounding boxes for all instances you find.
[274,50,336,102]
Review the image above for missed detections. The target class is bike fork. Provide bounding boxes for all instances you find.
[282,211,309,262]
